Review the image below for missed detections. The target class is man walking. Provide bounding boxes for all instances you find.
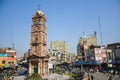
[91,74,94,80]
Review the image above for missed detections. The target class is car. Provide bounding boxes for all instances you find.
[16,70,27,75]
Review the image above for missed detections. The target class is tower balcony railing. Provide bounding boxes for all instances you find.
[31,41,37,45]
[33,40,37,43]
[31,40,47,45]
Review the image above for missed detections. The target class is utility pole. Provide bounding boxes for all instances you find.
[99,16,103,47]
[98,16,103,69]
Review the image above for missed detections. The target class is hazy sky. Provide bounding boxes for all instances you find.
[0,0,120,57]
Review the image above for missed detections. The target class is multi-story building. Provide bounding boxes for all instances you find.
[114,47,120,64]
[69,52,76,63]
[77,32,98,61]
[6,48,16,67]
[0,53,8,68]
[28,10,49,78]
[23,52,28,60]
[107,43,120,60]
[86,46,107,65]
[0,48,16,68]
[78,32,97,48]
[51,41,68,62]
[107,43,120,67]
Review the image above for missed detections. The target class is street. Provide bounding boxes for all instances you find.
[92,72,120,80]
[9,72,120,80]
[11,75,26,80]
[93,72,108,80]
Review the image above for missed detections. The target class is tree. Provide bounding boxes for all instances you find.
[24,73,43,80]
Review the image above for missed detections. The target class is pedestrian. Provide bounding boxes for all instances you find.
[87,74,90,80]
[119,72,120,78]
[91,74,94,80]
[108,75,113,80]
[12,76,14,80]
[3,76,6,80]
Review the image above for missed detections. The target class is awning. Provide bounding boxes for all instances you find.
[75,61,84,65]
[0,64,4,67]
[85,61,99,65]
[74,60,100,65]
[112,60,120,64]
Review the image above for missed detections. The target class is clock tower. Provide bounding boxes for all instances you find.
[30,10,47,56]
[28,10,49,78]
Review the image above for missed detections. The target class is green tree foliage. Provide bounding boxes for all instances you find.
[24,73,43,80]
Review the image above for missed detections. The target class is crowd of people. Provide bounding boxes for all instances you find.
[0,69,15,80]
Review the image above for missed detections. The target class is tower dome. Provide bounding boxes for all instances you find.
[36,10,44,15]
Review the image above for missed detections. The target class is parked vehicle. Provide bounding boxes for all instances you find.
[16,70,27,75]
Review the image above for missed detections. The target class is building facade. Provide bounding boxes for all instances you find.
[78,32,97,48]
[0,53,8,68]
[69,52,76,63]
[0,48,16,68]
[107,43,120,60]
[6,49,16,67]
[77,32,98,61]
[23,52,28,60]
[28,10,49,78]
[51,41,68,62]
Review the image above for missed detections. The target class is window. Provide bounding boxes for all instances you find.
[2,60,5,64]
[83,41,87,45]
[99,51,101,53]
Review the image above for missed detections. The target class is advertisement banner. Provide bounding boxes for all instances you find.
[7,58,16,60]
[0,54,8,57]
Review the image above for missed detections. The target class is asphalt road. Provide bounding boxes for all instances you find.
[11,76,26,80]
[93,72,120,80]
[10,72,120,80]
